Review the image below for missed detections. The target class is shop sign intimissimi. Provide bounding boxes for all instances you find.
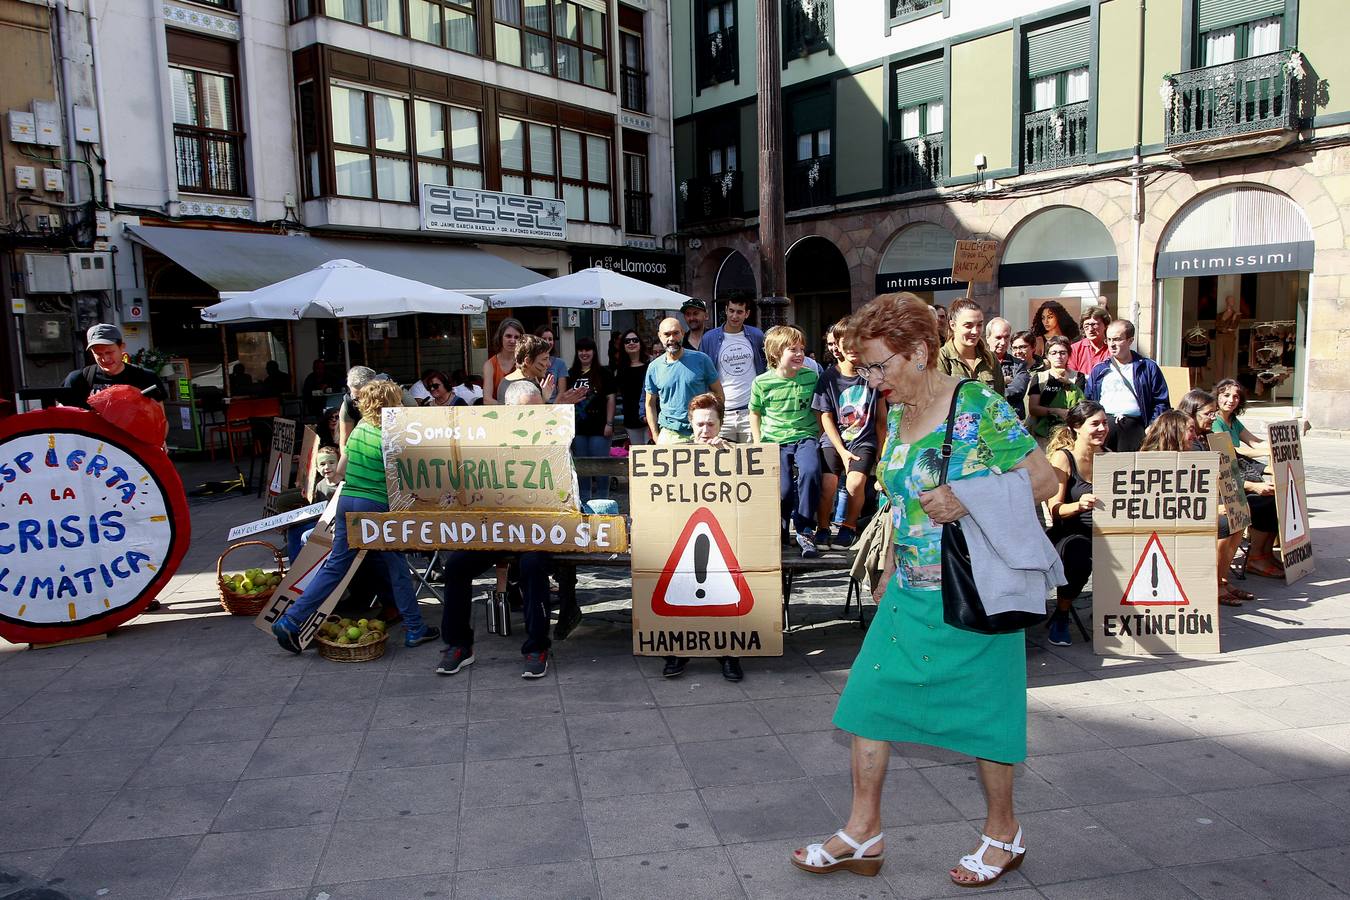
[1156,241,1315,279]
[875,269,959,293]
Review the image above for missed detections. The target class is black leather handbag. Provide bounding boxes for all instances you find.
[938,380,1045,635]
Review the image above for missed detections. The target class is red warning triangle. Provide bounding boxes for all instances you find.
[1120,532,1190,606]
[651,507,755,618]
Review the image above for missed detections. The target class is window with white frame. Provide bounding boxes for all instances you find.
[1198,0,1283,65]
[499,117,559,198]
[1025,17,1091,111]
[561,129,612,223]
[330,83,411,201]
[408,0,478,53]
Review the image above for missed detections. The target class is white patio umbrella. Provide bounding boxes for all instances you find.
[488,266,693,311]
[200,259,485,368]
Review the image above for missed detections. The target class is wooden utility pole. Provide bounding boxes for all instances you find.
[756,0,789,328]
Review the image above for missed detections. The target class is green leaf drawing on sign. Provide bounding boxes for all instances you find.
[558,489,568,500]
[531,431,542,444]
[546,419,557,426]
[482,411,499,419]
[512,429,529,438]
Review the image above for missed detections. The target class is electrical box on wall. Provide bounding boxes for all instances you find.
[68,252,113,291]
[8,110,36,143]
[23,311,73,355]
[73,105,100,143]
[121,289,148,322]
[22,254,72,293]
[14,166,36,189]
[31,100,61,147]
[43,168,64,192]
[565,309,581,328]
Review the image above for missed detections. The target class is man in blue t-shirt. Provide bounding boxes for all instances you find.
[644,317,723,443]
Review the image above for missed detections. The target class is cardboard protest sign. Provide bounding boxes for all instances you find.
[1160,366,1192,412]
[0,408,191,644]
[228,502,326,542]
[253,495,364,648]
[1206,433,1251,534]
[951,240,999,283]
[629,445,782,657]
[349,511,627,553]
[297,425,319,501]
[382,406,577,513]
[263,418,297,514]
[1093,452,1220,656]
[1267,419,1314,584]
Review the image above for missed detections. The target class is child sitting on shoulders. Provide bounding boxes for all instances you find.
[750,326,824,558]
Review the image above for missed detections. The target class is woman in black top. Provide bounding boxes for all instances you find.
[614,329,651,446]
[1044,400,1108,647]
[569,337,616,502]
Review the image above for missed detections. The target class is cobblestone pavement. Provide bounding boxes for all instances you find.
[2,437,1349,899]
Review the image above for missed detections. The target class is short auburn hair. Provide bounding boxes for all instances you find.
[764,325,805,367]
[514,335,550,367]
[688,392,723,421]
[847,292,939,365]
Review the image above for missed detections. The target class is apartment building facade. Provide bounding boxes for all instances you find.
[672,0,1350,428]
[3,0,677,401]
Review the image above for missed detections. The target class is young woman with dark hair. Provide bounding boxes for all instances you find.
[1044,400,1108,646]
[615,329,651,446]
[568,337,616,501]
[1212,378,1283,578]
[1030,300,1081,355]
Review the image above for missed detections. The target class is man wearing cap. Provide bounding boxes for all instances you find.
[680,298,709,351]
[63,324,166,406]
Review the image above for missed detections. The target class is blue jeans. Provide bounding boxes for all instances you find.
[279,495,424,631]
[780,438,822,533]
[571,434,612,502]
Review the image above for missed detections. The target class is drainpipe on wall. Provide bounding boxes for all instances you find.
[665,0,678,256]
[1130,0,1147,329]
[86,0,111,208]
[51,0,81,206]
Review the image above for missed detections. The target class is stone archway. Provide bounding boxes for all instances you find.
[785,235,852,359]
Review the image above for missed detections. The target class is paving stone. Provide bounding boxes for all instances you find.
[353,722,463,771]
[646,674,751,707]
[1012,807,1152,885]
[2,689,123,724]
[315,815,458,883]
[751,693,842,734]
[1194,783,1350,852]
[734,663,839,699]
[464,715,569,760]
[462,753,578,807]
[1025,748,1179,806]
[677,735,804,788]
[212,774,346,833]
[98,682,208,718]
[1227,684,1350,729]
[11,747,154,798]
[1146,695,1290,737]
[1285,847,1350,895]
[1037,868,1201,899]
[724,839,902,899]
[1294,775,1350,813]
[306,875,452,899]
[1121,739,1284,793]
[290,669,387,705]
[0,756,41,794]
[1244,650,1350,685]
[660,702,774,743]
[1028,673,1134,709]
[456,801,588,871]
[576,745,694,799]
[594,847,743,900]
[0,848,66,880]
[563,709,673,752]
[0,719,82,759]
[1168,660,1295,693]
[815,767,963,829]
[338,763,461,821]
[1170,851,1349,899]
[240,733,363,780]
[0,791,114,852]
[164,706,284,746]
[699,778,837,844]
[190,677,301,711]
[127,741,261,790]
[42,835,199,900]
[79,782,233,843]
[1084,795,1270,867]
[583,790,720,858]
[370,693,468,729]
[1026,710,1111,755]
[170,824,328,898]
[466,686,564,722]
[1217,729,1350,780]
[58,712,185,753]
[378,671,469,697]
[453,861,598,899]
[776,729,889,777]
[560,680,657,716]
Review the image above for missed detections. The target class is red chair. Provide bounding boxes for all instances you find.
[206,397,281,463]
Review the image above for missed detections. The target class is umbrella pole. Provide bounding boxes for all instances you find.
[341,319,351,372]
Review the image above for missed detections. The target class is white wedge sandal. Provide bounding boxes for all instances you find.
[790,830,885,876]
[950,826,1026,887]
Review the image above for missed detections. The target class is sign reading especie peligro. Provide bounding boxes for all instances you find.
[0,409,190,644]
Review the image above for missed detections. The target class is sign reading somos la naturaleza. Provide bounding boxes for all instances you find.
[0,409,190,644]
[420,184,567,241]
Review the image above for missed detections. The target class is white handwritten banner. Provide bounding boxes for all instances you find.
[0,409,191,643]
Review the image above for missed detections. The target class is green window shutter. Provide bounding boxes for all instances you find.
[1197,0,1284,31]
[893,60,944,109]
[1026,19,1091,78]
[791,89,832,133]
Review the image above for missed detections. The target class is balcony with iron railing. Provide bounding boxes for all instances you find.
[891,135,944,193]
[1022,101,1090,173]
[621,65,648,113]
[1163,49,1299,149]
[678,171,744,226]
[696,26,738,90]
[174,128,245,195]
[625,189,652,235]
[786,156,833,210]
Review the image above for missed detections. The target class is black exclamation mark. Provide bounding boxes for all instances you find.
[1151,554,1159,598]
[694,534,710,599]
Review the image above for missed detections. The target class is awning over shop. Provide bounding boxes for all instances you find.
[124,225,545,296]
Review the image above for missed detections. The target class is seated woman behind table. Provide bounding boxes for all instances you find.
[1043,400,1108,647]
[1211,379,1282,579]
[661,393,744,683]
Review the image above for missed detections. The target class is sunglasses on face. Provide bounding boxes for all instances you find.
[428,382,445,389]
[624,338,641,344]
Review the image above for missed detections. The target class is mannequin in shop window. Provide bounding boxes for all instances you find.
[1213,295,1241,381]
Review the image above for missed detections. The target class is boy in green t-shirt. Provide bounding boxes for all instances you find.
[750,326,823,557]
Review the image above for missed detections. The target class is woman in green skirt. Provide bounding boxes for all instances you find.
[791,293,1057,887]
